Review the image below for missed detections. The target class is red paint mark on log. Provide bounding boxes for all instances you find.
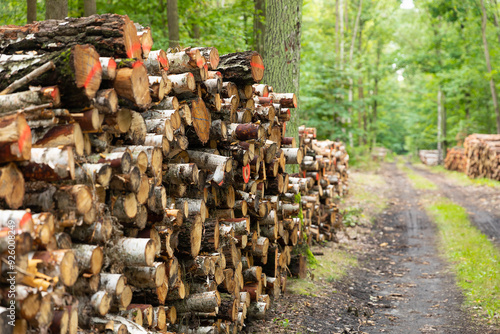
[242,164,251,183]
[250,62,265,70]
[132,61,143,69]
[20,212,32,229]
[197,58,204,68]
[83,62,102,89]
[18,124,31,154]
[108,58,117,70]
[127,42,142,58]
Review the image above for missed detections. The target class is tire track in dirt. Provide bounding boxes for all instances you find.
[411,165,500,246]
[362,163,491,333]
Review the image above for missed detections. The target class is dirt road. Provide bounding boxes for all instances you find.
[246,163,499,334]
[411,165,500,245]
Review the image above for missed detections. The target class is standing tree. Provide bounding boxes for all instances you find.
[27,0,36,23]
[167,0,180,48]
[253,0,265,55]
[262,0,303,141]
[84,0,97,16]
[45,0,68,19]
[480,0,500,133]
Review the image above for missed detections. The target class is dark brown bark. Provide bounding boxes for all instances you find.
[0,14,141,59]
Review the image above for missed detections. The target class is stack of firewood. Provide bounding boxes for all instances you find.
[464,134,500,180]
[444,147,466,173]
[296,126,348,245]
[0,14,345,334]
[418,150,439,166]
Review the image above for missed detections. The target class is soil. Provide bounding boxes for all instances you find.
[245,163,500,334]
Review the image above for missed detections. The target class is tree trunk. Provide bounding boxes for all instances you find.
[45,0,68,20]
[480,0,500,133]
[262,0,302,141]
[253,0,266,55]
[167,0,180,48]
[27,0,37,24]
[84,0,97,16]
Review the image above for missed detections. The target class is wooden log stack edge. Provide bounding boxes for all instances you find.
[0,14,350,334]
[464,134,500,180]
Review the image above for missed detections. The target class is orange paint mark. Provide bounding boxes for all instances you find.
[196,57,205,68]
[283,122,287,134]
[108,58,117,70]
[83,62,102,89]
[143,45,152,53]
[242,164,251,183]
[50,87,59,99]
[250,62,265,70]
[158,55,169,68]
[303,171,306,178]
[18,124,31,154]
[19,212,32,228]
[127,42,142,58]
[132,61,143,69]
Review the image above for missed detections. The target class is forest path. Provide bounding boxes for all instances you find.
[410,164,500,246]
[246,163,499,334]
[360,163,487,333]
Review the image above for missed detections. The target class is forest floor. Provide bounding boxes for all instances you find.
[245,161,500,334]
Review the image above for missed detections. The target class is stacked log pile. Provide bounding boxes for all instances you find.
[0,14,349,334]
[418,150,439,166]
[296,126,348,246]
[444,147,466,173]
[464,134,500,180]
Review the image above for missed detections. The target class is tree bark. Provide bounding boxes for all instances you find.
[84,0,97,16]
[262,0,302,142]
[27,0,37,23]
[167,0,180,48]
[45,0,68,20]
[254,0,266,55]
[480,0,500,133]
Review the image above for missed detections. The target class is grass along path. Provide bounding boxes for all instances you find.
[398,164,500,324]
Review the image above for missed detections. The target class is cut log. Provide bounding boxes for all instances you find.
[145,49,169,75]
[114,62,152,109]
[169,291,220,314]
[0,113,32,162]
[0,45,102,107]
[218,51,264,84]
[168,72,196,94]
[192,47,220,70]
[176,214,203,258]
[29,249,79,287]
[72,244,103,275]
[32,123,84,156]
[99,58,117,81]
[0,14,142,58]
[0,163,25,209]
[167,49,204,74]
[108,238,156,266]
[54,184,92,216]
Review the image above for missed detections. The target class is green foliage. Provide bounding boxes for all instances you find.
[342,207,364,227]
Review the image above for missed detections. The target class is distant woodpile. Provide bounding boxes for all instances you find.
[0,14,350,334]
[444,147,466,173]
[419,150,439,166]
[464,134,500,181]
